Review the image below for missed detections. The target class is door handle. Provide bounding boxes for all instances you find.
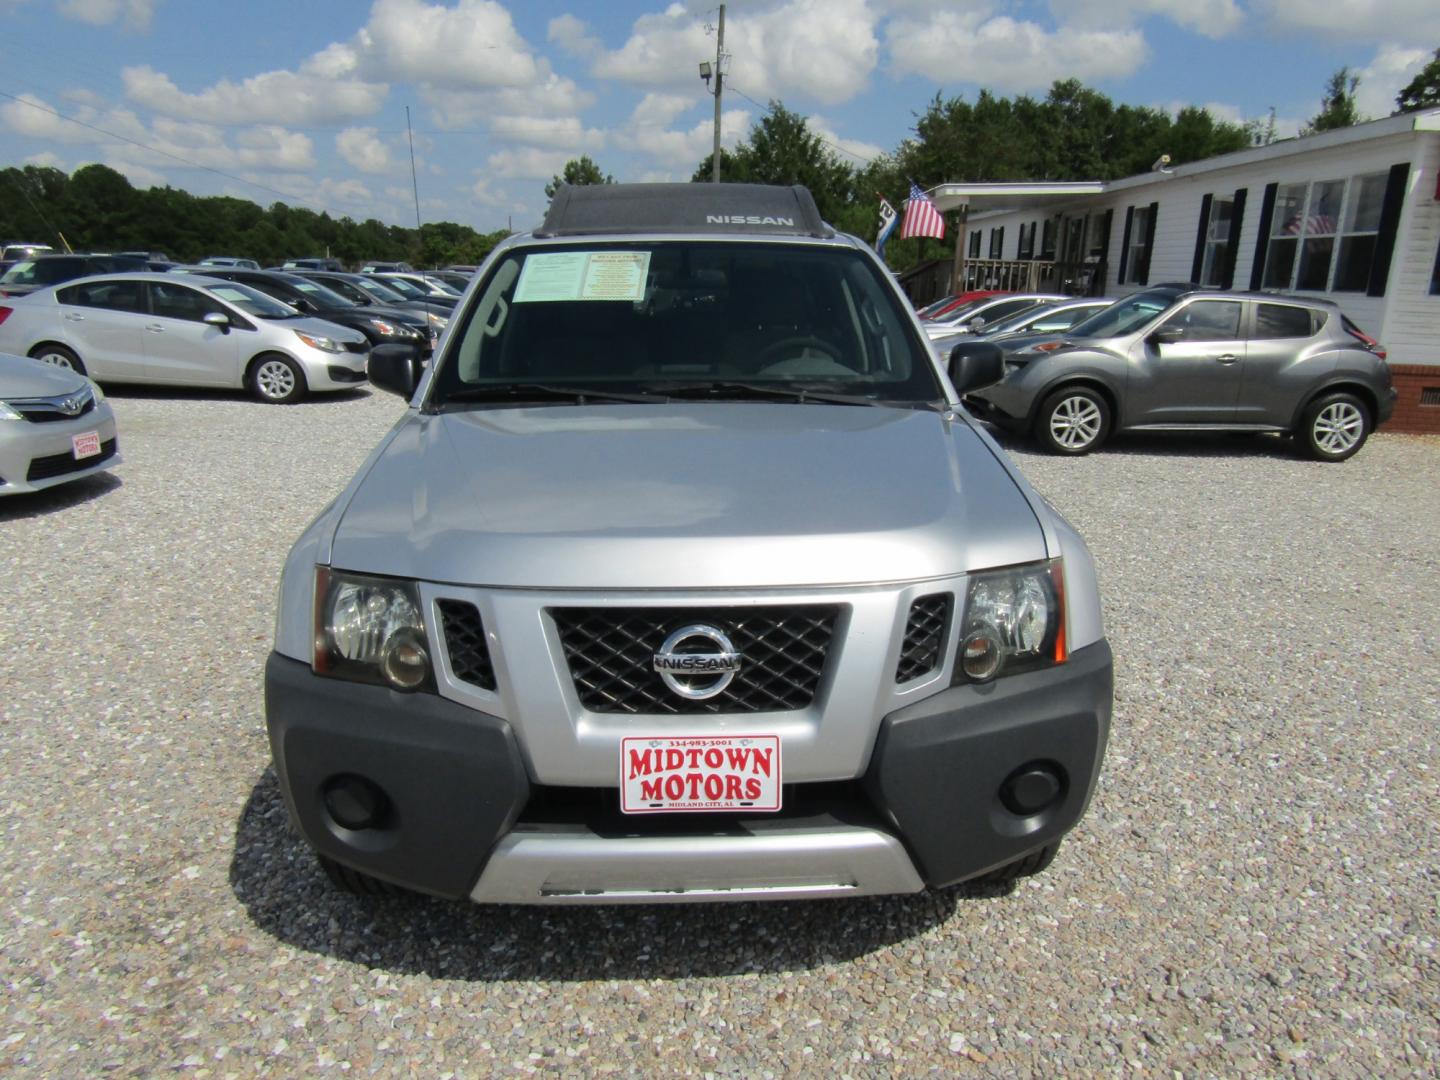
[1214,353,1239,364]
[64,312,85,322]
[145,323,165,333]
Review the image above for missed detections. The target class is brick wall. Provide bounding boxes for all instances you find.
[1383,365,1440,435]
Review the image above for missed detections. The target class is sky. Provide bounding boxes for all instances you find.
[0,0,1436,235]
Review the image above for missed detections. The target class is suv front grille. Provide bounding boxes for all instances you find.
[437,600,497,690]
[895,593,952,682]
[552,605,840,714]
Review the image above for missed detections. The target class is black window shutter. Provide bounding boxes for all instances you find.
[1138,202,1159,285]
[1096,208,1114,291]
[998,226,1005,258]
[1367,162,1411,297]
[1221,188,1247,290]
[1191,193,1214,285]
[1250,182,1279,291]
[1118,206,1135,283]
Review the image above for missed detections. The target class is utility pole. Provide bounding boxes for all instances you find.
[711,4,725,183]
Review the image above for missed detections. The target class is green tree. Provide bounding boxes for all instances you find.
[690,101,855,223]
[545,156,615,199]
[1395,48,1440,113]
[1305,67,1362,134]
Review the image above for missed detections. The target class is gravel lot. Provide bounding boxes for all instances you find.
[2,385,1436,1077]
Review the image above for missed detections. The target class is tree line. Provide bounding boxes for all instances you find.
[0,162,511,269]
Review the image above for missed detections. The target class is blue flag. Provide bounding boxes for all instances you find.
[876,196,898,258]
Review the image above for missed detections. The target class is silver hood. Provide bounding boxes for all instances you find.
[0,351,90,397]
[328,403,1046,590]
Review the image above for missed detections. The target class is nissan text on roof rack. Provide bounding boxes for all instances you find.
[264,183,1114,904]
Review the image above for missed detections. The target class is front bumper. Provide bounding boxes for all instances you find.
[265,640,1112,902]
[0,409,120,495]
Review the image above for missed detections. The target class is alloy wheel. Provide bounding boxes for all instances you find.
[1312,401,1364,455]
[1049,395,1103,450]
[256,359,297,400]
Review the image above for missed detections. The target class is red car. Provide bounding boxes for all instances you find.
[917,289,1006,321]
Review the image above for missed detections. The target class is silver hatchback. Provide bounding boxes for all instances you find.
[966,286,1396,461]
[0,273,369,403]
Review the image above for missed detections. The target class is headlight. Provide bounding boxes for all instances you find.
[425,312,449,330]
[367,318,420,338]
[1020,341,1067,355]
[0,399,22,421]
[313,567,432,692]
[294,330,345,353]
[954,560,1067,684]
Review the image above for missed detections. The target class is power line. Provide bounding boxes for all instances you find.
[723,82,879,165]
[0,88,336,214]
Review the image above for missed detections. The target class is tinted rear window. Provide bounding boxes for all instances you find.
[1253,303,1317,339]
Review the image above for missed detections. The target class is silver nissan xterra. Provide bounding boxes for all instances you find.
[264,184,1113,903]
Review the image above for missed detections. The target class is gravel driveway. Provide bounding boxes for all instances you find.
[2,387,1436,1077]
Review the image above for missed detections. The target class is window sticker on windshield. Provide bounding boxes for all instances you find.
[513,251,651,303]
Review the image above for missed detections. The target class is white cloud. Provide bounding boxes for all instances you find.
[549,14,603,59]
[612,93,751,168]
[23,150,66,169]
[806,114,885,165]
[886,11,1148,92]
[423,72,595,130]
[0,92,315,172]
[355,0,542,89]
[594,0,880,106]
[56,0,157,29]
[489,114,605,150]
[1052,0,1243,38]
[1355,44,1431,119]
[336,127,395,173]
[486,146,571,180]
[93,157,167,188]
[122,61,387,126]
[1257,1,1440,42]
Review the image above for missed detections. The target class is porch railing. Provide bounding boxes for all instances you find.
[958,258,1109,298]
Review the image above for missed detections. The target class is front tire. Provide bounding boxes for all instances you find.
[1036,386,1110,455]
[31,343,86,376]
[248,354,307,404]
[1298,392,1370,462]
[317,853,407,897]
[971,843,1061,887]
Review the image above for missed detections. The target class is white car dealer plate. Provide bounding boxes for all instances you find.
[620,734,781,814]
[71,431,101,459]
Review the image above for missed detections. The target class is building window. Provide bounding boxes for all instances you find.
[1199,197,1235,287]
[968,230,981,258]
[988,226,1004,259]
[1264,173,1388,293]
[1123,205,1152,284]
[1040,218,1057,259]
[1018,222,1036,260]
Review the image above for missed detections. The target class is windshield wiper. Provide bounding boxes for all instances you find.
[439,383,669,407]
[643,380,926,409]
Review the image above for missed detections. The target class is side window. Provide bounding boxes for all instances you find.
[979,299,1039,324]
[1253,303,1314,339]
[57,279,147,313]
[1158,300,1242,342]
[149,282,223,322]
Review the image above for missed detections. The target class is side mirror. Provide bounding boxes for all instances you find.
[291,296,316,314]
[202,312,230,332]
[967,316,986,329]
[368,343,424,398]
[947,340,1005,394]
[1148,327,1184,347]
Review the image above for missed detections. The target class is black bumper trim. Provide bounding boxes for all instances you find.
[864,639,1113,888]
[264,652,529,899]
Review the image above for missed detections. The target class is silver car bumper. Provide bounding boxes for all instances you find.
[0,403,120,495]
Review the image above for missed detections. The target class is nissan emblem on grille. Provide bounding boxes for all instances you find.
[652,624,743,700]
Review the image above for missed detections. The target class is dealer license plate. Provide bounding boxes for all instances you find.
[71,431,101,459]
[620,734,781,814]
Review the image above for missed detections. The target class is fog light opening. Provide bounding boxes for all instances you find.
[960,630,1002,682]
[1000,763,1064,817]
[322,774,391,831]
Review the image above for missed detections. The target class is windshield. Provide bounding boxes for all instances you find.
[983,303,1058,336]
[205,281,295,318]
[2,259,78,285]
[916,295,958,318]
[429,241,942,408]
[1068,290,1178,338]
[377,276,425,299]
[350,276,407,303]
[290,278,355,308]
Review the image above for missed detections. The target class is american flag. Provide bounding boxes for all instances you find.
[900,181,945,240]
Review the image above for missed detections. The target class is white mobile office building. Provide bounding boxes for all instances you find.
[929,107,1440,433]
